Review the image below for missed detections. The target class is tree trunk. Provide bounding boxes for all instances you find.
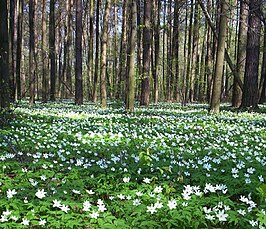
[241,0,261,110]
[117,0,128,99]
[49,0,56,101]
[75,0,83,105]
[29,0,36,104]
[16,0,23,101]
[259,25,266,104]
[10,0,18,102]
[140,0,151,106]
[126,0,137,112]
[92,0,100,102]
[87,0,94,100]
[0,0,10,109]
[210,0,228,113]
[42,0,49,102]
[232,1,248,107]
[100,0,111,108]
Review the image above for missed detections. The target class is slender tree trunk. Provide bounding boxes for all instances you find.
[0,0,10,109]
[126,0,137,112]
[75,0,83,105]
[100,0,111,108]
[185,0,194,104]
[29,0,36,104]
[153,0,160,104]
[92,0,100,102]
[140,0,151,106]
[49,0,56,101]
[117,0,128,100]
[10,0,18,102]
[166,0,172,101]
[190,0,200,102]
[16,0,23,100]
[87,0,94,100]
[259,25,266,104]
[241,0,261,110]
[210,0,228,113]
[232,1,248,107]
[42,0,49,102]
[172,0,179,101]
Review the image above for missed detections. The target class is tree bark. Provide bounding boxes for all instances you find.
[0,0,10,109]
[16,0,23,101]
[126,0,137,112]
[92,0,100,102]
[29,0,36,104]
[75,0,83,105]
[100,0,111,108]
[241,0,261,110]
[140,0,152,106]
[210,0,228,113]
[42,0,49,102]
[49,0,56,101]
[232,1,248,107]
[259,24,266,104]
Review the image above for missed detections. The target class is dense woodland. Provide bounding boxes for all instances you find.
[0,0,266,113]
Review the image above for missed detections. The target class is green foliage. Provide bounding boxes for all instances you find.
[0,101,265,228]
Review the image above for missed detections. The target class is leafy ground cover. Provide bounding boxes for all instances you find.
[0,101,266,228]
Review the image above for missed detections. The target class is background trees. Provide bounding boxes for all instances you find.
[0,0,265,112]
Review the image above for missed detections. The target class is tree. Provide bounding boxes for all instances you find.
[100,0,111,108]
[117,0,128,99]
[232,1,248,108]
[210,0,228,113]
[42,0,49,102]
[29,0,36,104]
[0,0,10,109]
[241,0,261,110]
[49,0,56,101]
[75,0,83,105]
[16,0,24,101]
[126,0,137,112]
[92,0,100,102]
[259,24,266,104]
[140,0,152,106]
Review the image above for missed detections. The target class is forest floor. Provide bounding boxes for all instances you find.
[0,101,266,228]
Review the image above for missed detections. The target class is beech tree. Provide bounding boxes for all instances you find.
[75,0,83,105]
[0,0,10,109]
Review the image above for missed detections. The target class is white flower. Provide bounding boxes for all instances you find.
[60,204,70,213]
[21,218,30,226]
[154,186,163,194]
[86,189,95,195]
[167,199,177,210]
[154,201,163,209]
[90,210,99,219]
[237,209,246,216]
[136,191,143,197]
[123,177,130,183]
[53,199,62,208]
[147,204,157,214]
[7,189,17,199]
[216,210,228,222]
[11,216,18,221]
[205,214,215,220]
[40,175,47,181]
[39,219,46,226]
[117,194,125,200]
[133,199,141,206]
[143,177,151,184]
[35,189,47,199]
[72,189,80,194]
[98,204,107,212]
[3,210,12,216]
[249,220,258,227]
[0,216,8,223]
[83,201,91,211]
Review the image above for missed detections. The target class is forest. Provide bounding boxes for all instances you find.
[0,0,266,228]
